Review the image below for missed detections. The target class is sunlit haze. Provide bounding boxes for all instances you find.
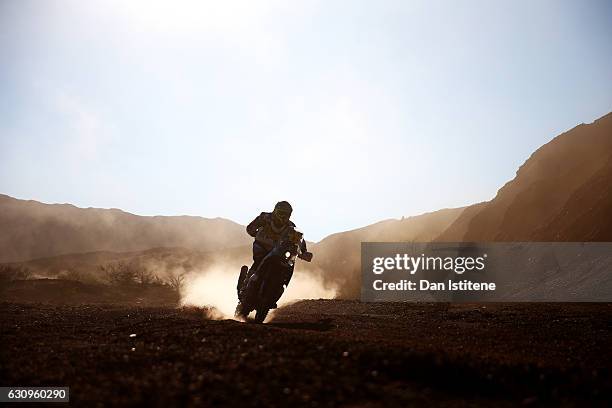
[1,0,611,241]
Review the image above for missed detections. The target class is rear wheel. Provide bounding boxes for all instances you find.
[235,302,249,320]
[254,308,269,323]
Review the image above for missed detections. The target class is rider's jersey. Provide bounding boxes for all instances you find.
[247,212,296,249]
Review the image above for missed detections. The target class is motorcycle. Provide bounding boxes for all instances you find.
[235,228,313,323]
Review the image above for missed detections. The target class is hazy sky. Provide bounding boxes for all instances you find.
[1,0,611,241]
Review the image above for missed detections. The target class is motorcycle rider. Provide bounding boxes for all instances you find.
[237,201,307,297]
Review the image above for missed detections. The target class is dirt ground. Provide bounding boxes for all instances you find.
[1,300,610,407]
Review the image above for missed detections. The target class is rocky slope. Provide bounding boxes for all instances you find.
[437,112,612,241]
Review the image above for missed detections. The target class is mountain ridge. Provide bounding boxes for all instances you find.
[0,194,251,263]
[436,112,612,242]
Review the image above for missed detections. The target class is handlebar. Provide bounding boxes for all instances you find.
[298,251,313,262]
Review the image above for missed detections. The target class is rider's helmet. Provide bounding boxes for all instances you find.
[272,201,292,226]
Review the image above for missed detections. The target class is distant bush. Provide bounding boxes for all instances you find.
[0,264,33,283]
[57,269,86,282]
[135,266,154,285]
[151,274,166,286]
[99,262,137,286]
[166,269,186,292]
[99,261,162,287]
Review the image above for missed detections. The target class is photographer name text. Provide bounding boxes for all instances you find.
[371,253,496,292]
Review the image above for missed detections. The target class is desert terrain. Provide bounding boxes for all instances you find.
[1,299,610,407]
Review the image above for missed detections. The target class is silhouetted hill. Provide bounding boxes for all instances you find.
[310,207,465,297]
[531,154,612,241]
[437,112,612,241]
[0,195,251,263]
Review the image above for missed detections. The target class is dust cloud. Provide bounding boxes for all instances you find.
[180,262,337,320]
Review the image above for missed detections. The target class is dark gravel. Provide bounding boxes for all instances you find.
[1,301,610,407]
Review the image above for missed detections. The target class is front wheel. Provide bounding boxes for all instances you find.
[254,308,269,324]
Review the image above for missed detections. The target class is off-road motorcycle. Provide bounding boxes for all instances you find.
[235,228,313,323]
